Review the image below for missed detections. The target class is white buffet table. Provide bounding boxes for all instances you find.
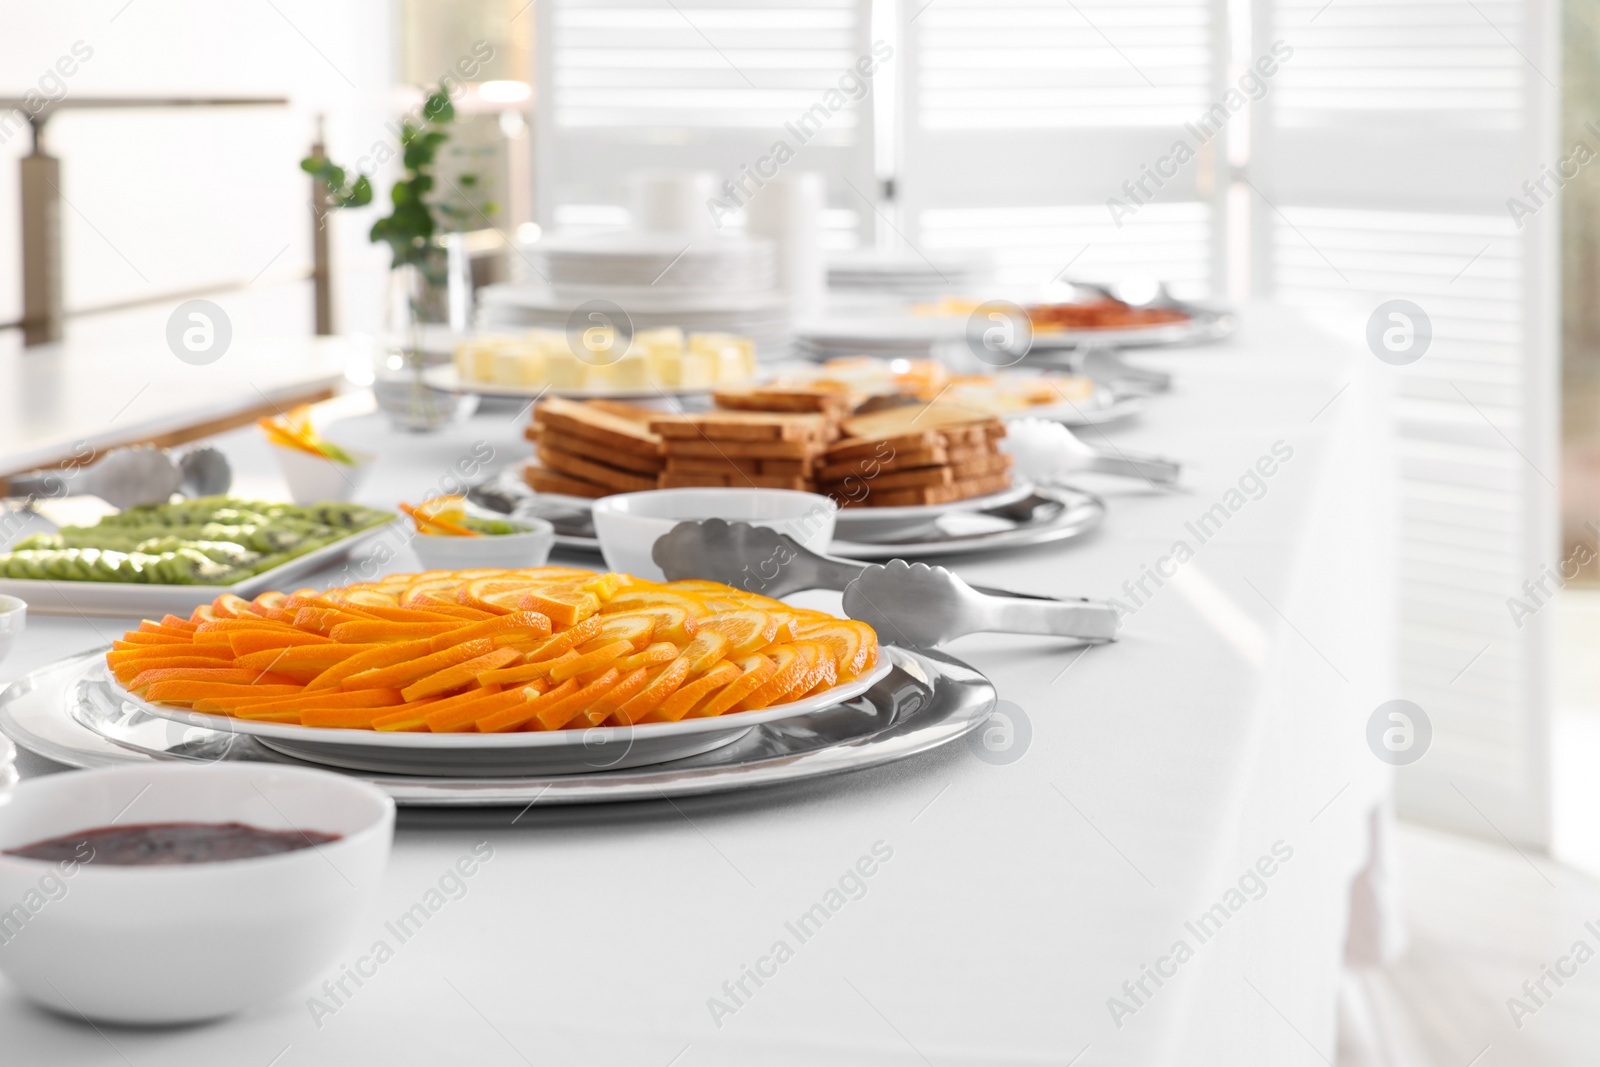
[0,304,1393,1066]
[0,335,356,476]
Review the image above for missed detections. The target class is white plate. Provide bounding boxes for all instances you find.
[0,521,399,618]
[831,485,1106,558]
[2,648,993,806]
[107,658,894,778]
[1025,307,1237,350]
[831,482,1035,542]
[423,365,725,402]
[798,304,1235,354]
[1002,390,1148,427]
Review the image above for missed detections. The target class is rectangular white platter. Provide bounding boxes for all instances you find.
[0,521,399,618]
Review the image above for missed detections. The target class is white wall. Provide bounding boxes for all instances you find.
[0,0,398,351]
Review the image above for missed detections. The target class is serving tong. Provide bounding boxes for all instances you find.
[1004,418,1182,489]
[6,445,231,510]
[653,519,1118,648]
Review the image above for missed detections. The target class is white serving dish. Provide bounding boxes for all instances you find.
[0,763,393,1024]
[409,517,555,571]
[591,487,837,583]
[108,658,892,777]
[270,444,375,505]
[0,521,399,618]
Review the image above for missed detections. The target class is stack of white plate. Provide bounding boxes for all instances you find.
[534,231,777,294]
[478,286,795,359]
[827,250,990,300]
[793,310,959,364]
[481,230,794,357]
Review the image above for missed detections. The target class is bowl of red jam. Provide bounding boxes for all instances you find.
[0,763,394,1024]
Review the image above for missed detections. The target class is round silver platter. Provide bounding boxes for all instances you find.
[470,468,1104,562]
[0,648,995,807]
[830,485,1105,560]
[1024,304,1239,351]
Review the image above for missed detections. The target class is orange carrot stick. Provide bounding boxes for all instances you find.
[526,669,624,731]
[305,639,434,691]
[128,667,302,692]
[329,620,468,644]
[425,611,553,653]
[113,633,190,648]
[226,630,335,656]
[474,679,579,734]
[142,682,303,705]
[340,638,494,690]
[107,645,233,666]
[195,688,403,715]
[400,647,522,702]
[424,688,538,733]
[233,644,387,681]
[111,656,241,685]
[545,640,634,683]
[399,502,481,538]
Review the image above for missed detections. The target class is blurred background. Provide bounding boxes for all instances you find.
[3,0,1599,1058]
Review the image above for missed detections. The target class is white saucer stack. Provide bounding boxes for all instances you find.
[827,249,990,301]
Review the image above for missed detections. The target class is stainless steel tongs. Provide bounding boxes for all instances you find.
[652,519,1118,649]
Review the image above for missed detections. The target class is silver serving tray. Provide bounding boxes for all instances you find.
[831,485,1106,559]
[1024,305,1238,351]
[0,647,995,806]
[469,469,1104,561]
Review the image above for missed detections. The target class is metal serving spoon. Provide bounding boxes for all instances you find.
[652,519,1118,646]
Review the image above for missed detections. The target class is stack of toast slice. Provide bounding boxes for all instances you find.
[817,402,1013,507]
[524,396,665,498]
[649,410,835,491]
[521,391,1016,506]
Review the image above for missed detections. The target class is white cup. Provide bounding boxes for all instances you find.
[592,487,838,583]
[629,171,720,236]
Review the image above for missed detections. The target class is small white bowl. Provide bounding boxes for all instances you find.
[0,763,394,1025]
[408,517,556,571]
[270,445,374,506]
[592,488,837,582]
[0,594,25,667]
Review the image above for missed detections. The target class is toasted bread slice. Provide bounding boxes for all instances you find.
[650,410,833,443]
[837,472,1014,508]
[662,437,821,460]
[523,465,611,499]
[536,445,657,493]
[532,396,663,457]
[533,429,663,474]
[712,384,857,417]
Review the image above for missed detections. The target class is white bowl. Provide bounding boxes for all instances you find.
[270,445,374,506]
[0,594,25,667]
[0,763,394,1025]
[592,488,837,582]
[408,517,555,571]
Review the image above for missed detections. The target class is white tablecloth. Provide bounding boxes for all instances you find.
[0,304,1394,1066]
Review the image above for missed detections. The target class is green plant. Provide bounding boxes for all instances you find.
[301,83,496,273]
